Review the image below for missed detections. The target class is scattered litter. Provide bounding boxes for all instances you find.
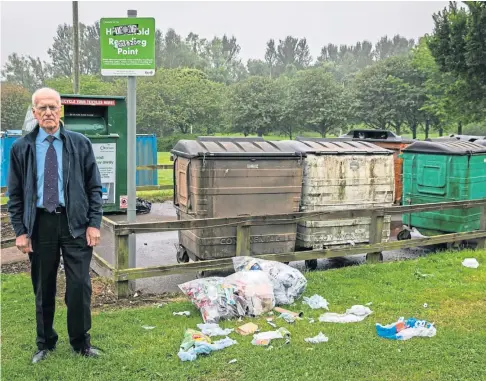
[279,312,296,324]
[141,325,155,330]
[303,295,329,310]
[462,258,479,269]
[319,305,373,323]
[178,329,238,362]
[366,302,373,306]
[268,311,274,316]
[232,256,307,305]
[274,307,303,318]
[173,311,191,317]
[266,345,274,351]
[134,292,139,298]
[228,359,237,364]
[304,332,329,344]
[179,271,275,323]
[156,303,166,308]
[410,227,427,239]
[415,270,434,279]
[423,303,428,308]
[236,323,259,336]
[196,323,234,337]
[251,327,291,346]
[307,318,315,324]
[267,321,277,328]
[376,317,436,340]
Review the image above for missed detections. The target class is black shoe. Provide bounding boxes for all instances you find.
[74,346,103,358]
[32,348,54,364]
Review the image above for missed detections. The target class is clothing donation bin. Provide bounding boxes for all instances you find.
[287,138,395,269]
[23,94,128,213]
[171,137,303,263]
[400,140,486,238]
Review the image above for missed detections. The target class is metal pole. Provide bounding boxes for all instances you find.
[127,9,137,274]
[72,1,80,93]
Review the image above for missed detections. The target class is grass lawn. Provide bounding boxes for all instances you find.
[2,249,486,381]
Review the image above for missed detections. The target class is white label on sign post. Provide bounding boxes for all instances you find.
[92,143,116,204]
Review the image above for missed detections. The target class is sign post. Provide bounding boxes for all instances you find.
[100,13,155,278]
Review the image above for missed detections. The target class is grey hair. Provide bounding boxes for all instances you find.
[32,87,61,107]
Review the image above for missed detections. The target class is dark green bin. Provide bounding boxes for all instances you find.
[401,141,486,235]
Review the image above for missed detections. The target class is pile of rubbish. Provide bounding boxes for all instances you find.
[175,257,439,362]
[179,256,307,323]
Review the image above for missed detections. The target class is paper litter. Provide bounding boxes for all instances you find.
[376,317,436,340]
[319,305,373,323]
[228,359,237,364]
[236,322,259,336]
[304,332,329,344]
[232,256,307,305]
[251,327,291,346]
[303,294,329,310]
[178,329,238,362]
[173,311,191,317]
[462,258,479,269]
[196,323,234,337]
[141,325,155,330]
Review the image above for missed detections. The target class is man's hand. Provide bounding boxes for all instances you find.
[86,227,101,247]
[16,234,33,254]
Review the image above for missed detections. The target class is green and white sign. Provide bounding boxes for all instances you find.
[100,17,155,76]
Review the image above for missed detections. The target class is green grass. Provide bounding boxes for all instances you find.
[2,249,486,381]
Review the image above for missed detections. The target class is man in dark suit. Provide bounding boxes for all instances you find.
[8,87,104,363]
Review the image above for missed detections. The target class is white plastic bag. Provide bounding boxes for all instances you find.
[303,294,329,310]
[319,305,372,323]
[232,256,307,305]
[462,258,479,269]
[178,271,275,323]
[304,332,329,344]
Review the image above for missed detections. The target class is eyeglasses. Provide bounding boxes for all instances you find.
[35,105,60,113]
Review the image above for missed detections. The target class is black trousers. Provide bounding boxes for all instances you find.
[29,208,93,351]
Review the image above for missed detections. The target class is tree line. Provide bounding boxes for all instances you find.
[2,1,485,139]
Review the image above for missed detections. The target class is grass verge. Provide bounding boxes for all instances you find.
[2,249,485,381]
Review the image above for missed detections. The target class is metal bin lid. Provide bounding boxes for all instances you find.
[402,140,486,155]
[290,137,394,155]
[170,136,302,159]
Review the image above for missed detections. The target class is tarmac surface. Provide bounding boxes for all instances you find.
[92,201,441,294]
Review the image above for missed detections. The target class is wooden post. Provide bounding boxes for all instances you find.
[478,205,486,250]
[115,233,130,298]
[367,211,384,263]
[236,223,251,256]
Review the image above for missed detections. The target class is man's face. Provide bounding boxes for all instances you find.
[32,92,61,132]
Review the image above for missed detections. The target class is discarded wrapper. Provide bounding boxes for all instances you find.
[274,307,303,318]
[236,322,259,336]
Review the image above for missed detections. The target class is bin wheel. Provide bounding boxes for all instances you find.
[176,247,189,264]
[305,259,318,271]
[397,229,412,241]
[283,262,290,265]
[366,252,384,263]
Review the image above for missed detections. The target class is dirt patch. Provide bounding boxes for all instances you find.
[2,259,183,310]
[1,209,15,242]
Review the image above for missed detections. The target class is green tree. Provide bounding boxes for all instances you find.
[228,76,279,136]
[1,54,52,92]
[428,1,486,120]
[290,68,348,137]
[1,83,31,130]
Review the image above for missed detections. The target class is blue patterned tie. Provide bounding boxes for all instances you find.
[43,135,59,212]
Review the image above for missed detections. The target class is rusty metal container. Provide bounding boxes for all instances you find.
[171,137,303,262]
[336,130,415,204]
[288,138,395,253]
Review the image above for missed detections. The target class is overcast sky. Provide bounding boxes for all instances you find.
[1,1,449,68]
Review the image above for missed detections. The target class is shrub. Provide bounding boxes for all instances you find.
[157,134,198,151]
